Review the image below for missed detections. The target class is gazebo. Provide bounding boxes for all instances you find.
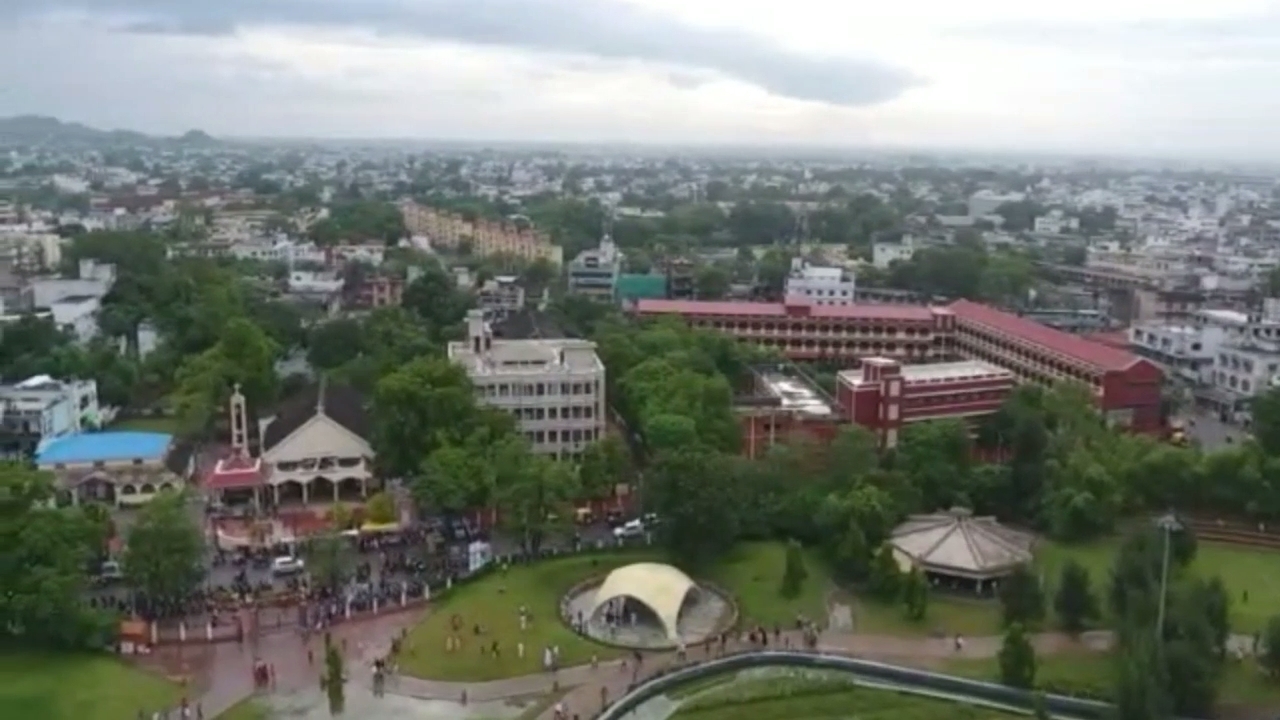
[889,507,1034,591]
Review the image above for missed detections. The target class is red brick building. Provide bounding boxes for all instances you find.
[634,298,956,363]
[836,357,1016,448]
[736,367,842,459]
[948,300,1163,433]
[632,297,1164,434]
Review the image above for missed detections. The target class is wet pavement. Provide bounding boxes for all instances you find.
[138,610,425,718]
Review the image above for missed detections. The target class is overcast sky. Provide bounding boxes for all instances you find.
[5,0,1280,157]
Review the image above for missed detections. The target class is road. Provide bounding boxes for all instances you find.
[1183,409,1247,452]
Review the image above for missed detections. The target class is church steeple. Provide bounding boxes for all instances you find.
[229,383,249,456]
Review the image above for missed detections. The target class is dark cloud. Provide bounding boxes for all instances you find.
[9,0,920,106]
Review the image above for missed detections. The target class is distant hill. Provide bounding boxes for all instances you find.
[0,115,220,148]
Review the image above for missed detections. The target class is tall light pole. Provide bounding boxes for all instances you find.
[1154,512,1182,643]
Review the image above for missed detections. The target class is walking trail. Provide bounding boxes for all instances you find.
[386,628,1257,720]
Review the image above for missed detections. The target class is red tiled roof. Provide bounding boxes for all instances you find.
[949,299,1143,372]
[634,299,937,322]
[204,454,267,491]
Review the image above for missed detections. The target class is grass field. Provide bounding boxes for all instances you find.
[214,698,268,720]
[0,652,182,720]
[108,417,180,433]
[945,650,1280,709]
[850,591,1004,637]
[1035,538,1280,633]
[397,541,836,681]
[668,671,1017,720]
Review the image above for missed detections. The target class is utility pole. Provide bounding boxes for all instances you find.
[1154,512,1182,644]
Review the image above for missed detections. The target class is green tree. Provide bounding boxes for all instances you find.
[1252,386,1280,456]
[122,492,205,605]
[321,633,346,715]
[694,265,732,300]
[578,436,632,501]
[373,357,506,480]
[646,446,742,569]
[364,491,397,525]
[305,535,355,594]
[307,318,366,370]
[902,566,929,621]
[999,565,1046,627]
[0,463,114,649]
[494,443,579,554]
[780,539,808,598]
[1053,560,1099,635]
[998,622,1037,689]
[1259,615,1280,677]
[868,544,903,601]
[170,318,279,436]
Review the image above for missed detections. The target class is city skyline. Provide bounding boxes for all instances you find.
[6,0,1280,159]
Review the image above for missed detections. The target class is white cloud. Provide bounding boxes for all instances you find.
[3,1,1280,158]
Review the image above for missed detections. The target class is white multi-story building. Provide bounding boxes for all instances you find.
[450,310,606,461]
[968,190,1024,218]
[784,257,856,305]
[1032,210,1080,235]
[872,234,918,269]
[477,276,526,319]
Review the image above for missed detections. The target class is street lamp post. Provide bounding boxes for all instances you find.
[1154,512,1182,643]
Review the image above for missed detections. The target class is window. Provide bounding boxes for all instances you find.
[498,384,510,397]
[584,406,594,419]
[535,431,545,443]
[536,383,546,396]
[548,407,558,420]
[548,430,558,442]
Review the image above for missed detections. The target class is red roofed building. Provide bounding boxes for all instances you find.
[948,300,1162,432]
[631,296,1164,434]
[633,298,958,363]
[836,357,1017,448]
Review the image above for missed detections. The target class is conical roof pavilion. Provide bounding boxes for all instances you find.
[889,507,1035,580]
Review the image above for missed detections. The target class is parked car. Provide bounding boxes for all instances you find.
[95,560,124,585]
[613,519,646,540]
[271,556,305,575]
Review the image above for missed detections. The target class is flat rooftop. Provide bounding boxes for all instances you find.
[448,337,603,374]
[758,372,834,417]
[840,360,1011,387]
[36,431,172,465]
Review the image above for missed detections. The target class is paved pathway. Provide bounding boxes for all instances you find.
[390,629,1257,720]
[177,601,1259,719]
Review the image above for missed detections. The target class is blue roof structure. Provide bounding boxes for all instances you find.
[36,431,173,465]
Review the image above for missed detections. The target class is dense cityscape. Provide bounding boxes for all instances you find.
[4,108,1280,720]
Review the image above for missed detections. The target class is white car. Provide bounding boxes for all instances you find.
[613,519,646,539]
[271,556,305,575]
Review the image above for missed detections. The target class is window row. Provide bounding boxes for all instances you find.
[511,405,597,421]
[525,427,601,444]
[480,380,600,398]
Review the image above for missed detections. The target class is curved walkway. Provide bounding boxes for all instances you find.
[387,629,1255,720]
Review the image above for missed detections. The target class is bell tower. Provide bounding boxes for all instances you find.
[229,383,249,456]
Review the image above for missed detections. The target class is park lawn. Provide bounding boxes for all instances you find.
[851,593,1003,637]
[398,550,661,681]
[669,672,1017,720]
[0,652,182,720]
[398,541,838,682]
[214,698,268,720]
[944,651,1280,708]
[705,542,832,627]
[108,416,180,433]
[1036,538,1280,633]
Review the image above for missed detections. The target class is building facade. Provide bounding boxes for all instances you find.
[635,297,1163,433]
[0,375,99,459]
[568,236,623,300]
[836,358,1016,448]
[633,298,956,364]
[450,310,606,461]
[477,276,527,319]
[784,258,856,305]
[36,431,188,507]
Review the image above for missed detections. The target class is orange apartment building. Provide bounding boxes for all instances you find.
[400,202,563,265]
